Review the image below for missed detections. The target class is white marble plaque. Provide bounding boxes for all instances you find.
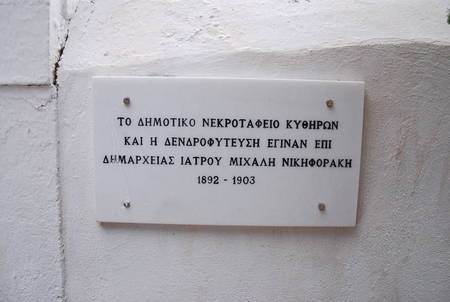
[94,77,364,226]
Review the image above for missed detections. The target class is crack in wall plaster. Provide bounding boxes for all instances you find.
[54,85,66,302]
[53,2,80,89]
[53,3,81,301]
[53,33,69,88]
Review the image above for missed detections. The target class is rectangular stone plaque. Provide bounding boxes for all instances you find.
[94,77,364,226]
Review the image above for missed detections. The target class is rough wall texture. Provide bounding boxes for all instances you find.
[0,1,67,301]
[0,87,63,301]
[0,0,50,84]
[1,0,449,301]
[57,1,450,301]
[58,43,450,302]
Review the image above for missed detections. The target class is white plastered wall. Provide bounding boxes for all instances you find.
[0,1,64,301]
[1,1,449,301]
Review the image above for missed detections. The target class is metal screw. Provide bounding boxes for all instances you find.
[318,203,326,212]
[123,97,131,105]
[326,99,334,108]
[123,201,131,208]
